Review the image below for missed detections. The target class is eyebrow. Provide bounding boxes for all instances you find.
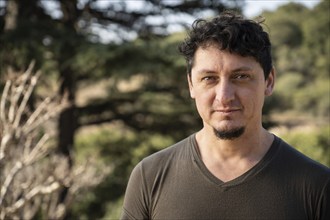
[231,67,254,73]
[195,69,217,75]
[196,66,254,75]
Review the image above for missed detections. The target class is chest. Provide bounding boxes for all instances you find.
[149,166,310,219]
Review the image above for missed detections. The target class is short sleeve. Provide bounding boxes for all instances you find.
[121,162,149,220]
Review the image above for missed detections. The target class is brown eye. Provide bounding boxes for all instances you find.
[234,74,250,80]
[201,76,218,83]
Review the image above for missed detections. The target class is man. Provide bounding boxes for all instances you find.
[121,11,330,219]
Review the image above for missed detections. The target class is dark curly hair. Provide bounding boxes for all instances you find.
[178,11,272,79]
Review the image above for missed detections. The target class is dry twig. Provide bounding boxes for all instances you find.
[0,62,110,220]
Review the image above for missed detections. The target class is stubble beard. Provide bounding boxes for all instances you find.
[213,126,245,140]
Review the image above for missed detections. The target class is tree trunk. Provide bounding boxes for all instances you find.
[57,0,78,165]
[56,2,79,219]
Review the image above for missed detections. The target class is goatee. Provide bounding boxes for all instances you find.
[213,127,245,140]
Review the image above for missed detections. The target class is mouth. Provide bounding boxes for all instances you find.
[212,108,241,117]
[214,109,241,113]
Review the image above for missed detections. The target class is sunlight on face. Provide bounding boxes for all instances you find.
[189,45,274,139]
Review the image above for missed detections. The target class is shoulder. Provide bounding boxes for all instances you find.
[122,135,195,219]
[141,134,193,166]
[131,134,194,178]
[275,136,330,181]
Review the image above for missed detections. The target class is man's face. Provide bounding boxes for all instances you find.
[188,45,274,139]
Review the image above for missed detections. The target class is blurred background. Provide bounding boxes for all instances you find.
[0,0,329,219]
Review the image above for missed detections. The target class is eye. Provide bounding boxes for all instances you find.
[201,76,218,84]
[233,73,250,80]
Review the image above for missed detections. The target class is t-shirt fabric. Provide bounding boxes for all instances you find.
[121,134,330,220]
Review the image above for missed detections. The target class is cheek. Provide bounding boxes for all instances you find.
[240,88,264,114]
[195,89,215,106]
[194,90,216,118]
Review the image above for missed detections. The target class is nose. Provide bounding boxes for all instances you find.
[215,79,235,105]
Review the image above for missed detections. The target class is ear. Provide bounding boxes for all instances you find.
[187,74,195,99]
[265,67,276,96]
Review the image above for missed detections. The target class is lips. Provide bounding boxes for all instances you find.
[213,108,241,113]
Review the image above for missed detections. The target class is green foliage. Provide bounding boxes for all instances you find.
[262,0,330,118]
[294,79,330,116]
[73,124,178,219]
[280,125,330,167]
[270,20,302,48]
[275,72,304,96]
[102,196,124,220]
[302,1,330,56]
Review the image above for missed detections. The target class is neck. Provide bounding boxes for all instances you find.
[195,126,274,182]
[196,125,273,162]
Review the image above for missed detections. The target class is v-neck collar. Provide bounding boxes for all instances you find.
[190,133,280,188]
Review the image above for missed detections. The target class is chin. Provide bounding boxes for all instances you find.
[213,126,246,140]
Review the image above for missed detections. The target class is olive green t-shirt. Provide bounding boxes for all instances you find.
[121,134,330,220]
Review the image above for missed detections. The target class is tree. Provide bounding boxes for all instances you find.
[261,0,329,117]
[0,0,244,157]
[0,0,244,218]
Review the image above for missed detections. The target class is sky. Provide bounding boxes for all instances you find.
[0,0,321,17]
[0,0,321,43]
[244,0,321,17]
[91,0,322,43]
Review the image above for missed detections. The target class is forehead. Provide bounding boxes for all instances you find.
[192,46,262,73]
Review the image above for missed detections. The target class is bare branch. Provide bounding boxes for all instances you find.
[25,97,52,126]
[8,66,32,123]
[5,181,61,215]
[0,62,110,220]
[13,71,41,129]
[0,80,11,125]
[0,161,23,206]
